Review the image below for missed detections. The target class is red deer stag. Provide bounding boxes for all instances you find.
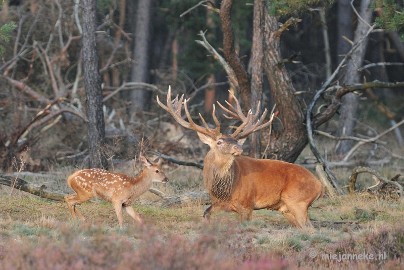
[157,87,322,228]
[65,155,168,227]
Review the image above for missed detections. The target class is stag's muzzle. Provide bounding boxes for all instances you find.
[231,144,243,156]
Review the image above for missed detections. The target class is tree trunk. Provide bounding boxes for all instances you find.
[82,0,108,168]
[336,0,354,64]
[336,0,372,157]
[249,0,264,158]
[204,1,217,115]
[220,0,251,109]
[262,10,307,162]
[129,0,153,119]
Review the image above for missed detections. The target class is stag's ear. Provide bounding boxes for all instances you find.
[140,155,152,167]
[197,132,215,146]
[237,138,247,146]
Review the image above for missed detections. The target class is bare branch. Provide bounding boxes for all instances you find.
[153,152,203,169]
[3,76,51,104]
[74,0,82,34]
[358,62,404,72]
[103,82,163,102]
[342,119,404,161]
[180,1,213,17]
[195,30,238,91]
[314,130,386,144]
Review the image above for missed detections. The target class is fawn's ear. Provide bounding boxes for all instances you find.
[140,155,152,167]
[153,157,162,166]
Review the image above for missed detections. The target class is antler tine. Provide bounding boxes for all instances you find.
[198,104,221,133]
[217,100,239,119]
[231,110,252,137]
[211,104,221,134]
[237,107,277,139]
[157,86,221,138]
[229,90,247,121]
[216,90,275,139]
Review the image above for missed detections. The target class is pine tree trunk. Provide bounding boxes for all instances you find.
[82,0,108,168]
[249,0,264,158]
[129,0,153,119]
[336,0,372,157]
[262,10,307,162]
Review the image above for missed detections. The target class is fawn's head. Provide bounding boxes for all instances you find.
[140,155,168,183]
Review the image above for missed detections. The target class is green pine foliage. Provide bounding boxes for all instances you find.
[269,0,334,16]
[375,0,404,38]
[0,22,16,56]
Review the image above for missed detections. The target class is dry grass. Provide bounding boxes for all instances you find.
[1,155,404,269]
[0,186,403,269]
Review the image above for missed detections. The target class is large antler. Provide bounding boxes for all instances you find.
[156,86,222,138]
[217,91,276,140]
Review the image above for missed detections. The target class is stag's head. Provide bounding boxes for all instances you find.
[156,86,275,157]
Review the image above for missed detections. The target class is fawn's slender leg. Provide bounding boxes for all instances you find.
[124,206,143,224]
[65,193,91,220]
[203,204,214,219]
[113,201,124,227]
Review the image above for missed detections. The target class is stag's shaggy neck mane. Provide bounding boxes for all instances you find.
[205,151,236,201]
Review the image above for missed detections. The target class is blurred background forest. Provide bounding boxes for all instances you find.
[0,0,403,181]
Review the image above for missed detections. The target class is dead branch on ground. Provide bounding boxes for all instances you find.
[348,166,403,198]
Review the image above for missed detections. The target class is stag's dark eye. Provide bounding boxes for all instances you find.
[155,170,159,173]
[217,140,222,145]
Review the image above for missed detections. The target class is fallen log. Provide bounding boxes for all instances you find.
[0,175,65,201]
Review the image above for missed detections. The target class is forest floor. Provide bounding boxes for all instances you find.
[0,163,403,269]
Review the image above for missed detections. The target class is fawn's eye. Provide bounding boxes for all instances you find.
[217,140,222,145]
[155,170,159,173]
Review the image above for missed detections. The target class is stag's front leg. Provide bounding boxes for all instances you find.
[238,208,253,222]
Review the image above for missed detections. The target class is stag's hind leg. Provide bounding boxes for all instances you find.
[283,202,313,229]
[278,204,299,227]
